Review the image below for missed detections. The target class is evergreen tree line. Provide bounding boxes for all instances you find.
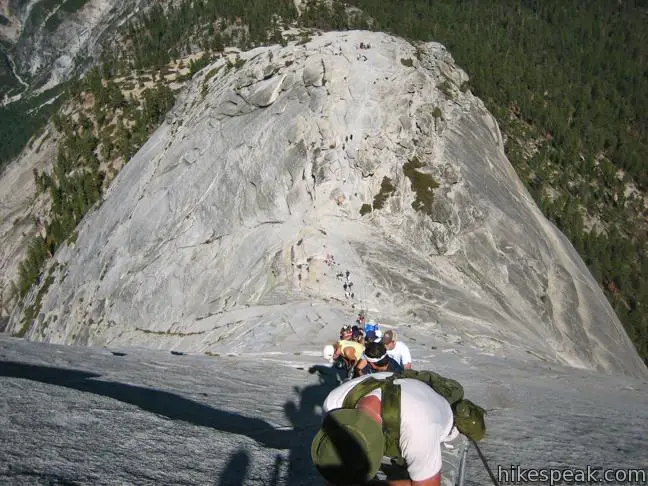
[0,94,61,169]
[106,0,297,73]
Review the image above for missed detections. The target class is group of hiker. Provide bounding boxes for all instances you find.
[323,315,413,379]
[312,313,486,486]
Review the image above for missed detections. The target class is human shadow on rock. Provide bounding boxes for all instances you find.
[1,360,342,485]
[218,450,250,486]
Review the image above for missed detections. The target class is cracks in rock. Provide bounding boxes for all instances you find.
[128,248,166,279]
[302,162,316,201]
[343,83,354,103]
[306,184,315,202]
[126,152,166,221]
[320,58,327,87]
[135,327,205,337]
[216,90,254,118]
[234,90,253,107]
[315,121,328,146]
[176,231,230,250]
[256,220,285,226]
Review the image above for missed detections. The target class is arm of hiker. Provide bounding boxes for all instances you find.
[401,345,412,369]
[411,475,440,486]
[353,359,368,377]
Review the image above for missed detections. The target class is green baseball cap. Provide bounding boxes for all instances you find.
[311,408,384,484]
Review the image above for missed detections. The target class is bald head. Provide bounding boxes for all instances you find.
[357,395,382,425]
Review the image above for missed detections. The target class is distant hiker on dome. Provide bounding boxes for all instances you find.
[311,369,465,485]
[356,311,366,328]
[354,340,403,377]
[383,330,412,370]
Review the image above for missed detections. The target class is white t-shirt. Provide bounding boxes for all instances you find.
[387,341,412,367]
[322,372,454,481]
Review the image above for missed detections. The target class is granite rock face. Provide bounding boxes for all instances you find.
[8,31,646,379]
[1,336,647,485]
[0,0,147,93]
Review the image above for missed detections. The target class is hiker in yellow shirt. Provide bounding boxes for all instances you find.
[324,339,364,376]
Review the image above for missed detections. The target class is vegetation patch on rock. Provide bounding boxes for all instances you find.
[359,203,372,216]
[403,156,439,215]
[372,176,396,210]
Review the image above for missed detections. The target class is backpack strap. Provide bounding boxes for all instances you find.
[341,376,405,465]
[342,377,385,408]
[381,378,402,460]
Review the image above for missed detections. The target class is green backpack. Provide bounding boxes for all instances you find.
[342,370,486,466]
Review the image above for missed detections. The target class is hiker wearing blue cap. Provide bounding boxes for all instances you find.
[364,319,378,335]
[311,371,457,485]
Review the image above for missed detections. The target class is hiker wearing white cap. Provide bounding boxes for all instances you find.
[323,344,336,362]
[383,330,412,369]
[324,339,365,375]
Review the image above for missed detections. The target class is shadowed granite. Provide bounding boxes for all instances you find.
[1,336,646,485]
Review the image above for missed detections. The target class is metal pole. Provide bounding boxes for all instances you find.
[457,443,468,486]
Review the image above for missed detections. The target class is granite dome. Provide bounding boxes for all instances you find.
[8,30,646,379]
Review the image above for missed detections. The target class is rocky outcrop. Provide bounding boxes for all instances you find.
[8,31,646,379]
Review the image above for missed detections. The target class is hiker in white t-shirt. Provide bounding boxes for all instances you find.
[383,330,412,369]
[311,372,457,486]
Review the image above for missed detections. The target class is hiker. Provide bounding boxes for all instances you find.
[329,339,365,376]
[364,329,383,344]
[311,371,458,485]
[383,330,412,369]
[351,325,364,344]
[339,325,353,341]
[323,344,335,362]
[354,340,403,377]
[364,319,378,335]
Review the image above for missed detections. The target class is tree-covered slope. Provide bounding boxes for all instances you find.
[300,0,648,362]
